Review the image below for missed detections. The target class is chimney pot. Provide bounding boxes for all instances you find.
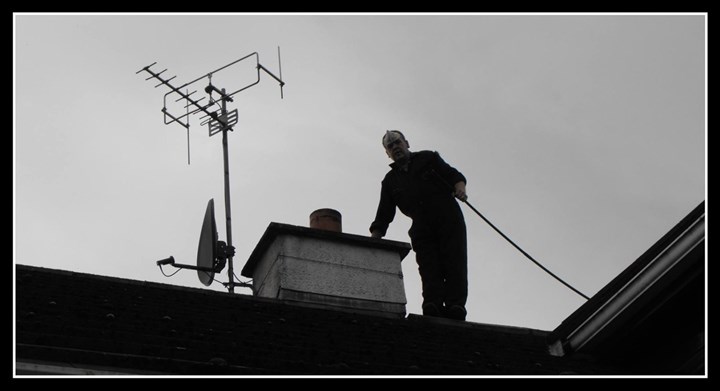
[309,208,342,232]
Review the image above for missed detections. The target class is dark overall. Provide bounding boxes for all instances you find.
[370,150,468,314]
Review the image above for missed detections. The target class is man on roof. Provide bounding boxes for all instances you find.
[370,130,469,321]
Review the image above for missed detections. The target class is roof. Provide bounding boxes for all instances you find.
[548,201,705,374]
[15,264,628,376]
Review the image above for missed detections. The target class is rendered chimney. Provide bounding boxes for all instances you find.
[241,210,411,318]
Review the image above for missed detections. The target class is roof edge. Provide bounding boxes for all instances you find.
[547,200,705,355]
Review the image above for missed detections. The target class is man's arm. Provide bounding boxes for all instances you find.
[369,179,396,238]
[432,151,467,199]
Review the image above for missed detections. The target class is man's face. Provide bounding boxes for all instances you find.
[384,134,410,161]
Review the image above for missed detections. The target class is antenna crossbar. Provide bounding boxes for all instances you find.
[176,90,197,102]
[138,51,284,132]
[138,64,228,129]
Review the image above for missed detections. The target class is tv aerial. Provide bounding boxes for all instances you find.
[137,49,285,293]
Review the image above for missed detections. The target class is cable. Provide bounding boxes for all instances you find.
[158,265,181,277]
[461,199,590,301]
[233,271,252,287]
[198,270,226,286]
[430,169,590,300]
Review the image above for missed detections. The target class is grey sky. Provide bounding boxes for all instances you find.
[14,13,705,331]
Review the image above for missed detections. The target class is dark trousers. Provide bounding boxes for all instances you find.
[409,207,468,309]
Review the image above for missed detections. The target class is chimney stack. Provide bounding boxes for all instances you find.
[241,209,411,318]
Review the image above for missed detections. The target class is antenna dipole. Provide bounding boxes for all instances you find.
[278,46,284,99]
[185,89,191,165]
[137,50,286,293]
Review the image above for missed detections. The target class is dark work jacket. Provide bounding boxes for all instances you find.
[370,150,466,238]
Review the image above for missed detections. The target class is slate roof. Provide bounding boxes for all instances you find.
[15,264,628,376]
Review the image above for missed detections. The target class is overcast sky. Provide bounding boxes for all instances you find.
[14,13,706,331]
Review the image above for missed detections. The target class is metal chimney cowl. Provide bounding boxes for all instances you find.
[241,209,412,318]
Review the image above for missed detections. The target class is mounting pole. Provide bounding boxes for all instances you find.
[220,88,235,293]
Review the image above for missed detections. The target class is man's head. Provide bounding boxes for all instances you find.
[383,130,410,161]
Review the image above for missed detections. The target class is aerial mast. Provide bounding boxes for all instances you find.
[136,49,285,293]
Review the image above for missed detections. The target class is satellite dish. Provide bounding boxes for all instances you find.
[197,199,218,286]
[155,198,242,290]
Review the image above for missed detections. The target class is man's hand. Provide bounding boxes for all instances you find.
[370,230,384,239]
[454,181,468,202]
